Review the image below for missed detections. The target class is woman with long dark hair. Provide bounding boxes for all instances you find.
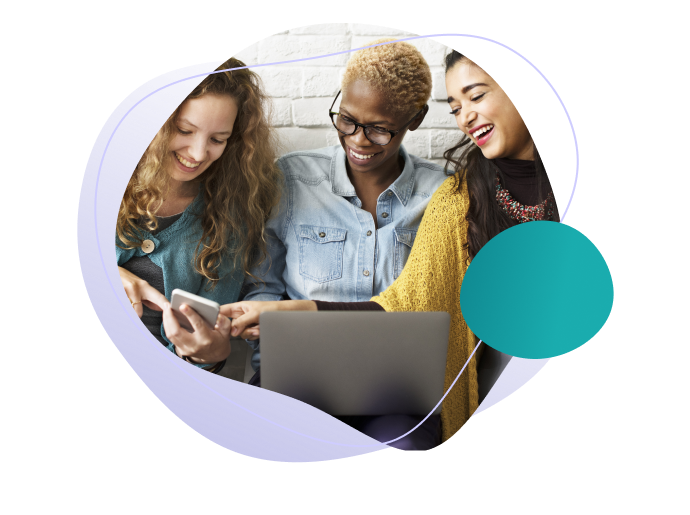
[221,50,558,445]
[442,50,558,258]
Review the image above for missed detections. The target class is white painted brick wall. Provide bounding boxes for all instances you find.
[431,68,448,101]
[292,97,333,127]
[349,24,414,36]
[233,24,460,165]
[289,23,349,36]
[269,98,292,127]
[255,67,302,98]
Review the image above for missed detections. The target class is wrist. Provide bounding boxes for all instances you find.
[278,300,316,311]
[178,351,226,374]
[174,339,232,364]
[173,344,204,364]
[297,300,317,311]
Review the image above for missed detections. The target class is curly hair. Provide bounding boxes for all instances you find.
[116,57,282,288]
[342,38,432,115]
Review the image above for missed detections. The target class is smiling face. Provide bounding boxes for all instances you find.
[168,93,239,189]
[446,60,533,160]
[337,80,424,175]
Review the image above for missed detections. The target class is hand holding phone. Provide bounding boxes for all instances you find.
[170,289,220,332]
[163,290,232,363]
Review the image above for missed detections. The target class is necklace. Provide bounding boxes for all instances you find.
[495,172,555,223]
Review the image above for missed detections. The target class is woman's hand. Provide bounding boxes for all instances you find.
[220,300,317,340]
[118,266,169,317]
[162,303,232,363]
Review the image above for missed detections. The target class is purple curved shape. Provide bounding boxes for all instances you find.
[78,34,578,461]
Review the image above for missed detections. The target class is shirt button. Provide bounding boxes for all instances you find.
[366,230,372,236]
[387,191,393,197]
[319,232,326,238]
[382,212,389,218]
[363,270,370,277]
[141,239,155,254]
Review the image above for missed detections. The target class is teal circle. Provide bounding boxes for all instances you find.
[460,222,613,359]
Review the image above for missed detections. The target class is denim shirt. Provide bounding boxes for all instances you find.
[243,145,448,369]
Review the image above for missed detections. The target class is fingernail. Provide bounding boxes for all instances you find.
[181,304,188,312]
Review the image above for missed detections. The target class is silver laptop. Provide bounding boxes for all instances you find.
[260,311,450,416]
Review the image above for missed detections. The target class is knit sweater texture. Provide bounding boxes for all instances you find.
[371,176,480,442]
[115,194,244,357]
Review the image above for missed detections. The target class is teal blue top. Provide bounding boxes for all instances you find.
[115,193,244,368]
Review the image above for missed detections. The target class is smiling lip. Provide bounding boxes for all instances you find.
[173,152,202,173]
[468,123,491,135]
[347,146,380,166]
[475,128,494,147]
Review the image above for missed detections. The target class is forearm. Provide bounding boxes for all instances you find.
[280,299,318,311]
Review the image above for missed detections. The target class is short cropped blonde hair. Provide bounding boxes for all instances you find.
[342,38,432,115]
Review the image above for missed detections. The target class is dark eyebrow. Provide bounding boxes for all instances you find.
[447,83,490,103]
[178,118,232,136]
[339,107,390,126]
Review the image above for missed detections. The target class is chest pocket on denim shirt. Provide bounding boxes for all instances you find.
[394,227,417,279]
[298,225,347,283]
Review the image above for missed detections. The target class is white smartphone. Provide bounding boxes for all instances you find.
[170,289,220,332]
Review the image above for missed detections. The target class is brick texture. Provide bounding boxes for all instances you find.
[290,24,349,35]
[233,24,459,160]
[430,129,464,159]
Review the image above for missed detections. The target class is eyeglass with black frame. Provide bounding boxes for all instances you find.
[328,90,426,146]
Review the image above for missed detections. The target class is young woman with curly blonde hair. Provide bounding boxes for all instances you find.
[116,57,281,373]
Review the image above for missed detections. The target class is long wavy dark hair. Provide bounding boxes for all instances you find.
[442,50,557,262]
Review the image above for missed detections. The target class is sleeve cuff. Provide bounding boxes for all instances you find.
[313,300,385,311]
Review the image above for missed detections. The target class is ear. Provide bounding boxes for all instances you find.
[408,105,429,132]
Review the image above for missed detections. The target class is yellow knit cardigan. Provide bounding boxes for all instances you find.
[371,175,480,442]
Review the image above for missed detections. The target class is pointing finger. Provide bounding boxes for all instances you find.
[142,300,162,311]
[220,303,249,319]
[215,314,232,337]
[241,324,260,341]
[129,295,143,318]
[162,304,182,339]
[231,311,260,337]
[141,284,169,312]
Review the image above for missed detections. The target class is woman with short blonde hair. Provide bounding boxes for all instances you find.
[186,39,449,447]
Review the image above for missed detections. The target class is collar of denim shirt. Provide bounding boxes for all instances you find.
[329,144,417,206]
